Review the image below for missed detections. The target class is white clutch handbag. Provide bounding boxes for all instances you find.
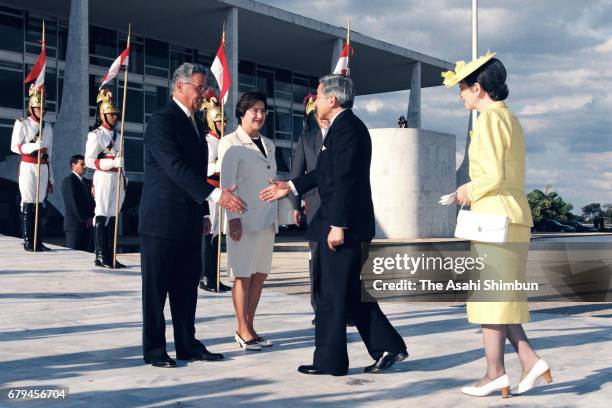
[455,205,509,243]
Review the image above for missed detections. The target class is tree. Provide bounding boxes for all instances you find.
[582,203,602,221]
[528,189,574,223]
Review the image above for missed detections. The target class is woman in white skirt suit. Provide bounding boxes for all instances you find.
[218,91,277,351]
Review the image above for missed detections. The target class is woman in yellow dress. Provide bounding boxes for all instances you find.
[443,52,552,398]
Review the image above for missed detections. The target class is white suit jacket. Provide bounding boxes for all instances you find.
[218,125,278,233]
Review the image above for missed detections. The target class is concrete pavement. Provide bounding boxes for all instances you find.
[0,235,610,407]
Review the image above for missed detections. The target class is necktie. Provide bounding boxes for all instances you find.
[189,115,200,137]
[79,177,90,201]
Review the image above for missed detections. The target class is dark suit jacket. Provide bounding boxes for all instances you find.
[288,128,322,224]
[139,100,214,241]
[292,109,375,243]
[61,173,94,231]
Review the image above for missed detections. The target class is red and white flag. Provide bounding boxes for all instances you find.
[99,46,130,89]
[24,42,46,89]
[333,43,352,76]
[211,39,230,105]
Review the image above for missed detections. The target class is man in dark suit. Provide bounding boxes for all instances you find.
[288,101,326,319]
[61,154,94,251]
[139,63,245,368]
[260,74,407,376]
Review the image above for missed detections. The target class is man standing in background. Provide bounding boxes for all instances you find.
[61,154,94,252]
[288,94,325,323]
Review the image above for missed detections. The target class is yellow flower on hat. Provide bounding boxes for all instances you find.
[441,50,497,87]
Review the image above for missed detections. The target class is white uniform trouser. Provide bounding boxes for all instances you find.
[18,161,49,206]
[93,170,125,222]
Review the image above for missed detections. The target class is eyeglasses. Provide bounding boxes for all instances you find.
[183,82,207,93]
[247,108,268,116]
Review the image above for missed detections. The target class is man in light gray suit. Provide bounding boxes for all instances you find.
[288,100,327,321]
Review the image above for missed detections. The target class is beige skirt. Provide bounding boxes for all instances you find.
[226,225,275,277]
[467,224,531,324]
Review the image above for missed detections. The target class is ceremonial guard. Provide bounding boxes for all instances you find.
[198,91,231,292]
[11,84,54,252]
[85,88,127,268]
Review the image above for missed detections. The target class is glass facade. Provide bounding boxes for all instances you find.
[0,5,320,179]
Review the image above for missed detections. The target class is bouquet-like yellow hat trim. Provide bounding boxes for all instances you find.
[442,50,496,87]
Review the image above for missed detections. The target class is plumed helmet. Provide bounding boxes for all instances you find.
[303,92,317,116]
[200,90,227,133]
[27,84,47,117]
[96,88,120,127]
[302,92,317,132]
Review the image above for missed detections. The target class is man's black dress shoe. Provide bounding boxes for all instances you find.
[364,349,409,373]
[298,365,347,376]
[144,354,176,368]
[177,347,224,361]
[297,365,325,375]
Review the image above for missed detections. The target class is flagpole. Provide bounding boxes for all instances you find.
[471,0,478,130]
[346,17,351,75]
[112,23,131,268]
[216,23,225,293]
[33,20,45,253]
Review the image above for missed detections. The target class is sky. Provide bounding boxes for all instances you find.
[260,0,612,214]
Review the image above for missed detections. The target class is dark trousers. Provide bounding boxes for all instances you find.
[312,240,406,375]
[200,234,219,283]
[141,234,203,359]
[65,227,93,252]
[308,240,319,312]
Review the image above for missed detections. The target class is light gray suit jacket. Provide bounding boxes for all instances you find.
[218,125,278,233]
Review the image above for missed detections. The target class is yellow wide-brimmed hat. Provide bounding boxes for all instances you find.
[442,50,496,88]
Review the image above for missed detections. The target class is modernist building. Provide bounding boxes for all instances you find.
[0,0,452,237]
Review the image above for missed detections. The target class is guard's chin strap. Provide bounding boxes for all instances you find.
[101,118,116,133]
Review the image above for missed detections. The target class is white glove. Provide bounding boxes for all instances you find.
[98,158,115,171]
[112,157,124,169]
[438,192,457,206]
[20,140,44,154]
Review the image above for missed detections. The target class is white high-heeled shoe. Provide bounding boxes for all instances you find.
[512,359,552,395]
[235,332,261,351]
[461,374,510,398]
[256,336,273,347]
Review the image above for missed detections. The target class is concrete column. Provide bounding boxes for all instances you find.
[330,37,343,74]
[407,62,421,128]
[50,0,89,216]
[455,114,472,186]
[369,128,456,238]
[225,7,239,132]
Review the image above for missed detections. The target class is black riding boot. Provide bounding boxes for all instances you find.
[21,203,35,252]
[199,234,231,292]
[35,204,52,251]
[106,217,126,268]
[94,216,113,268]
